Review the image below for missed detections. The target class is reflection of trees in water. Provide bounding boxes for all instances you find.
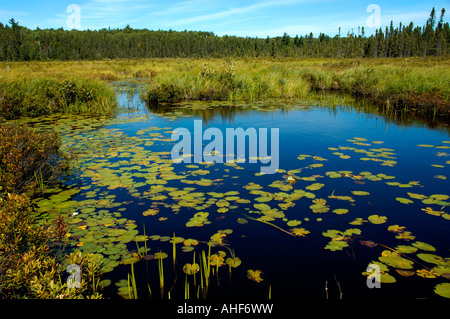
[113,81,448,134]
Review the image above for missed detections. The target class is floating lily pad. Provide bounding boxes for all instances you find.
[247,269,264,283]
[396,197,414,204]
[412,241,436,252]
[368,214,387,224]
[434,283,450,298]
[306,183,324,191]
[333,208,349,215]
[226,257,242,268]
[378,250,414,269]
[351,191,370,196]
[416,253,444,265]
[183,263,200,275]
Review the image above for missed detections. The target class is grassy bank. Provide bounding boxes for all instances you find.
[0,77,117,120]
[140,58,450,120]
[1,57,449,119]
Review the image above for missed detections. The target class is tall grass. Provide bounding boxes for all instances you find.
[0,77,117,119]
[2,57,447,119]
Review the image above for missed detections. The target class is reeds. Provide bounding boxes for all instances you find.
[0,77,117,119]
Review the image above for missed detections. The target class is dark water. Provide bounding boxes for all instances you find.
[31,84,450,300]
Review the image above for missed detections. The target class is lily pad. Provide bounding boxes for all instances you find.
[183,263,200,275]
[434,283,450,298]
[395,197,414,204]
[351,191,370,196]
[378,251,414,269]
[333,208,349,215]
[368,214,387,224]
[247,269,264,283]
[226,257,242,268]
[412,241,436,252]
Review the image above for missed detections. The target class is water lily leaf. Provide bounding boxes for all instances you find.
[254,196,273,203]
[226,257,242,268]
[412,241,436,252]
[286,220,302,227]
[388,225,406,233]
[417,269,437,278]
[154,252,168,259]
[349,218,366,225]
[395,197,414,204]
[306,183,324,191]
[396,269,415,277]
[183,238,199,246]
[360,240,377,248]
[209,253,225,267]
[325,240,349,251]
[309,203,329,213]
[429,194,449,201]
[183,263,200,275]
[416,253,444,265]
[290,227,310,237]
[333,208,349,215]
[247,269,264,283]
[254,203,271,211]
[106,228,127,236]
[368,214,387,224]
[378,251,414,269]
[434,283,450,298]
[351,191,370,196]
[237,218,248,224]
[394,245,418,254]
[142,208,159,216]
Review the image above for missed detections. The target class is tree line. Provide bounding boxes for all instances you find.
[0,8,448,61]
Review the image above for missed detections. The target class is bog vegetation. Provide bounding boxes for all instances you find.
[0,7,448,300]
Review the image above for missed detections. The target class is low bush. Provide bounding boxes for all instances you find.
[0,123,69,195]
[0,193,102,299]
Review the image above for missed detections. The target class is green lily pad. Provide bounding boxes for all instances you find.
[412,241,436,252]
[226,257,242,268]
[394,245,418,254]
[434,283,450,298]
[395,197,414,204]
[416,253,444,265]
[378,251,414,269]
[254,203,271,211]
[332,208,349,215]
[183,263,200,275]
[368,214,387,224]
[325,240,349,251]
[306,183,324,191]
[351,191,370,196]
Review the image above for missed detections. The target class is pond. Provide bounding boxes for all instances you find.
[24,82,450,300]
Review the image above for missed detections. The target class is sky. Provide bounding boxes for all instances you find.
[1,0,448,38]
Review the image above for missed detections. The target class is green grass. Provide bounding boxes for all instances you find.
[1,57,448,120]
[0,77,117,120]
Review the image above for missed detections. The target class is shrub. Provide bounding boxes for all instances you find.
[0,193,102,298]
[0,123,69,195]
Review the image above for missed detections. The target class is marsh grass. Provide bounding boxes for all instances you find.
[0,77,117,119]
[1,57,447,119]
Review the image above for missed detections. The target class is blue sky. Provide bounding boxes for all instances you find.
[1,0,448,37]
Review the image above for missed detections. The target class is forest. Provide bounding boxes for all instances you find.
[0,8,448,61]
